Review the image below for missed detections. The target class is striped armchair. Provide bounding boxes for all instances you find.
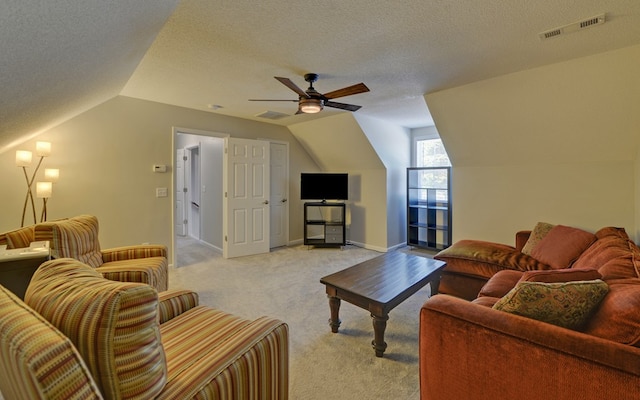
[0,258,289,399]
[31,214,169,291]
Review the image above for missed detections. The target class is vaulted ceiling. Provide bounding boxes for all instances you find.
[2,0,640,153]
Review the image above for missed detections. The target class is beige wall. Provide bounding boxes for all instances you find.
[0,96,319,258]
[636,147,640,241]
[354,114,411,249]
[426,44,640,244]
[289,113,410,251]
[289,114,388,250]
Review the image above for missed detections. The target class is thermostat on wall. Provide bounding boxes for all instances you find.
[153,164,167,173]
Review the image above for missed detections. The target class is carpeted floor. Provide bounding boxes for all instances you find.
[173,237,437,400]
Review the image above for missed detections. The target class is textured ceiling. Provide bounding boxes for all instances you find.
[2,0,640,152]
[0,0,179,152]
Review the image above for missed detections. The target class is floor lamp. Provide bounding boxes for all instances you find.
[36,181,52,223]
[15,141,52,227]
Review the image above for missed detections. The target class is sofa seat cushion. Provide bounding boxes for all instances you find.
[471,296,500,307]
[583,278,640,347]
[477,270,524,298]
[519,268,602,283]
[435,240,550,280]
[0,285,103,399]
[158,306,289,399]
[572,227,640,280]
[529,225,596,269]
[493,280,609,330]
[25,258,167,400]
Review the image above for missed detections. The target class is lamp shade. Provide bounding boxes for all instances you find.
[36,141,51,156]
[299,98,324,114]
[15,150,33,166]
[44,168,60,182]
[36,181,52,198]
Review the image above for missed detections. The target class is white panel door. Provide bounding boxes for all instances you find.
[269,142,288,248]
[223,137,270,258]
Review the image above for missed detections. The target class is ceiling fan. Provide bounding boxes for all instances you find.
[249,73,369,114]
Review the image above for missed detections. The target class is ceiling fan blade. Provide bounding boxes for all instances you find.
[325,101,362,112]
[275,77,310,98]
[322,83,369,99]
[249,99,298,102]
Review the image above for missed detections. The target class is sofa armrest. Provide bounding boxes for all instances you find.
[420,295,640,400]
[515,230,531,252]
[96,258,168,292]
[101,245,167,262]
[158,289,199,324]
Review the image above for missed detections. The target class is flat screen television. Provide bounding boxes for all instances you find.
[300,173,348,201]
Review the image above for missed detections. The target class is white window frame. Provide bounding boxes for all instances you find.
[411,126,451,167]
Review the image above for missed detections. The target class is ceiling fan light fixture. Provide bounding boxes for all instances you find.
[299,98,324,114]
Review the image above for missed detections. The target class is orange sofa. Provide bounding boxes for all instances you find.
[420,226,640,399]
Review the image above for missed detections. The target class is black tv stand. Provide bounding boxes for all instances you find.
[303,202,346,248]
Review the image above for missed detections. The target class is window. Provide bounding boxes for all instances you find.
[411,128,451,202]
[416,138,451,167]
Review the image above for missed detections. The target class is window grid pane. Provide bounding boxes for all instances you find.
[416,139,451,168]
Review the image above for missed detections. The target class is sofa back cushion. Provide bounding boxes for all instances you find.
[0,285,103,399]
[34,215,103,267]
[572,227,640,279]
[25,258,167,400]
[583,278,640,347]
[529,225,596,269]
[521,222,555,255]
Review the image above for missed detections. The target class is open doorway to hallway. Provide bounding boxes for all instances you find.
[174,129,225,266]
[172,128,290,266]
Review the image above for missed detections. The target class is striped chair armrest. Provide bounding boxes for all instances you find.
[102,244,168,262]
[1,226,35,249]
[158,289,199,324]
[159,308,289,399]
[96,257,169,292]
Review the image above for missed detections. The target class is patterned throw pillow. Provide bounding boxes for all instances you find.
[492,280,609,330]
[521,222,555,255]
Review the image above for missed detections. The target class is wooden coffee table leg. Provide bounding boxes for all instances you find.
[430,274,441,295]
[328,296,341,333]
[371,313,389,357]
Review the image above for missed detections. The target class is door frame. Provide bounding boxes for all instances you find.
[171,127,229,267]
[268,140,290,248]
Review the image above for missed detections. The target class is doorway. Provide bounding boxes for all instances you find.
[172,128,289,265]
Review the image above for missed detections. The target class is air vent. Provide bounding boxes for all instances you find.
[539,13,606,40]
[255,110,290,120]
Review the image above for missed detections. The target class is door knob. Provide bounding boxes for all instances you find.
[281,199,288,203]
[263,200,269,205]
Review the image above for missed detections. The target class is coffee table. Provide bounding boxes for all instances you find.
[320,251,446,357]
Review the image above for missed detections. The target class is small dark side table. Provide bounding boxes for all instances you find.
[0,243,50,299]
